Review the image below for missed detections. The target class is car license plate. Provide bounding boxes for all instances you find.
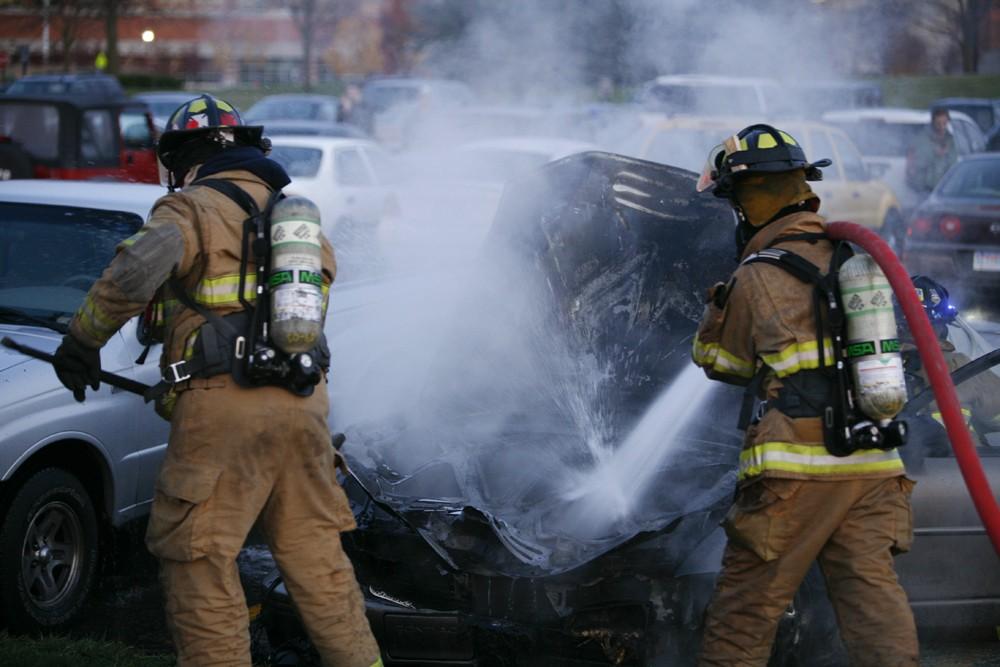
[973,251,1000,272]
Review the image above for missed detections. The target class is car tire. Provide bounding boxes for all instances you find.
[880,209,906,256]
[0,142,34,181]
[0,467,100,633]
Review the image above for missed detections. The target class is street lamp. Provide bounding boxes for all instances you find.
[141,30,155,43]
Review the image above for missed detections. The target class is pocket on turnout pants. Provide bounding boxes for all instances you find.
[146,461,224,561]
[723,478,804,562]
[891,476,917,555]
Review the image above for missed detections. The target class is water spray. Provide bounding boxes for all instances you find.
[826,221,1000,556]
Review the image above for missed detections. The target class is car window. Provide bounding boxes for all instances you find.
[335,148,372,186]
[644,128,726,172]
[0,102,60,160]
[937,158,1000,198]
[830,131,867,181]
[362,146,398,184]
[120,111,153,149]
[947,105,994,133]
[0,203,142,318]
[268,145,323,178]
[824,119,923,157]
[363,85,420,112]
[808,130,841,181]
[80,109,117,164]
[949,120,972,154]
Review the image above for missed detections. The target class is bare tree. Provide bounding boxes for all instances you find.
[918,0,992,73]
[287,0,359,90]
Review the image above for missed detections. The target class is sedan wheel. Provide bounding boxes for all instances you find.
[0,467,99,632]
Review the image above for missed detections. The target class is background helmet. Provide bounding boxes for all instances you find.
[911,275,958,325]
[696,123,832,198]
[156,94,266,173]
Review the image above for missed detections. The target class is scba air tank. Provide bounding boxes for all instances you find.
[839,254,907,421]
[269,196,325,354]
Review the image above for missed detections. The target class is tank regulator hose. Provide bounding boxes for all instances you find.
[827,221,1000,556]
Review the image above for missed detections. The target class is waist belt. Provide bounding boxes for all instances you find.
[762,369,835,420]
[144,307,330,403]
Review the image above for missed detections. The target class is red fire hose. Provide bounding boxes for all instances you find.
[827,221,1000,556]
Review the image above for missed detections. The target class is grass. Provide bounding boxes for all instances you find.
[876,74,1000,108]
[0,632,174,667]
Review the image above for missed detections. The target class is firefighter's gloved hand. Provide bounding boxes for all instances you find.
[53,334,101,402]
[706,280,732,309]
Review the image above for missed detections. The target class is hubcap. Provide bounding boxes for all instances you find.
[21,501,83,609]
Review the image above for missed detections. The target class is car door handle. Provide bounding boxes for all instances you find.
[346,196,356,204]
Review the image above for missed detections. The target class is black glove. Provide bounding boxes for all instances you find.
[706,279,734,309]
[53,335,101,402]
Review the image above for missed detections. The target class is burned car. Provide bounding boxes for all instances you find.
[259,153,854,665]
[259,152,1000,665]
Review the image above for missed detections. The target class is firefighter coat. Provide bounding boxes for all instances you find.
[692,211,906,483]
[69,168,335,414]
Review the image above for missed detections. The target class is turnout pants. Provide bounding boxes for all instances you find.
[145,375,381,667]
[698,476,919,667]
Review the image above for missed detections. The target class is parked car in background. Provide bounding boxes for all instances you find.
[0,95,159,183]
[5,73,125,100]
[632,74,783,116]
[267,136,399,271]
[821,107,985,214]
[132,90,201,131]
[620,114,904,239]
[902,154,1000,292]
[932,97,1000,151]
[245,93,341,124]
[0,180,169,633]
[260,119,369,139]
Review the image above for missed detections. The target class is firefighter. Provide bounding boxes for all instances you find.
[51,95,382,667]
[901,275,1000,442]
[691,124,918,666]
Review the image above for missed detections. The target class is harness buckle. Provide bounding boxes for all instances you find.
[165,360,191,384]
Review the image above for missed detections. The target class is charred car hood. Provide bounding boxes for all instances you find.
[342,152,743,578]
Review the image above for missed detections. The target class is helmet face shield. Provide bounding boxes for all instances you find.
[696,135,745,193]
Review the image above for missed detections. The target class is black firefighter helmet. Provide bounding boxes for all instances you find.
[696,123,832,199]
[156,94,268,182]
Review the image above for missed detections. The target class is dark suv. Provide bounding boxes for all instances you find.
[0,95,159,184]
[933,97,1000,151]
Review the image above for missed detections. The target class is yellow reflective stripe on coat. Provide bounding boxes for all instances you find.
[760,339,835,378]
[193,274,258,306]
[75,293,119,342]
[931,408,972,428]
[192,275,331,307]
[692,338,755,378]
[739,441,904,479]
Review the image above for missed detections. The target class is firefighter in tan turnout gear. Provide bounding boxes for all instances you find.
[691,125,918,666]
[51,95,382,667]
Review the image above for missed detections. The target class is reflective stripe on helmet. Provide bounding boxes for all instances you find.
[738,441,905,479]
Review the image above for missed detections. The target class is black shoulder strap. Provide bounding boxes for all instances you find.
[195,178,261,218]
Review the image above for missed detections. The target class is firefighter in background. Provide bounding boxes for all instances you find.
[691,125,918,666]
[901,275,1000,445]
[50,95,382,667]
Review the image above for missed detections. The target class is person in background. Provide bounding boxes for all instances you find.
[906,107,959,194]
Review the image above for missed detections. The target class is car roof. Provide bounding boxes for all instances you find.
[267,136,378,149]
[251,93,340,102]
[933,97,997,106]
[649,73,779,87]
[0,181,161,218]
[0,94,143,111]
[822,106,980,126]
[822,107,930,123]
